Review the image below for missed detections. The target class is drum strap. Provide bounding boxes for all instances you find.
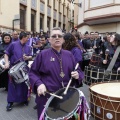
[105,46,120,76]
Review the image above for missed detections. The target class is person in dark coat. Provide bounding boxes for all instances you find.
[0,33,12,90]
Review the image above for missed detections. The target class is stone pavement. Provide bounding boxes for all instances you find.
[0,84,94,120]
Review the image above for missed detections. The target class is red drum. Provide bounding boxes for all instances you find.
[89,53,102,67]
[84,66,120,85]
[39,87,90,120]
[90,82,120,120]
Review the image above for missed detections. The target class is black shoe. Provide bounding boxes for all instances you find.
[33,105,37,109]
[23,101,29,106]
[6,102,13,111]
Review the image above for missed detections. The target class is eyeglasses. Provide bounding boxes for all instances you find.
[51,34,63,38]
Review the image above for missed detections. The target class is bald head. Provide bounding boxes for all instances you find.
[12,31,18,39]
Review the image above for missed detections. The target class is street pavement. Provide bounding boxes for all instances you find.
[0,84,94,120]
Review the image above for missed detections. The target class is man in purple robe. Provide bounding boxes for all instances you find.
[12,31,20,42]
[4,31,32,111]
[29,27,84,119]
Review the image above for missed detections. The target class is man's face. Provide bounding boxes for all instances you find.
[49,30,64,48]
[23,36,28,43]
[40,38,46,45]
[107,35,111,42]
[13,32,18,39]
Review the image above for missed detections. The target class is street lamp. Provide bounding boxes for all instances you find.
[74,3,82,7]
[12,19,20,31]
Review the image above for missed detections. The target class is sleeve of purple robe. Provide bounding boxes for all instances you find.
[71,47,83,63]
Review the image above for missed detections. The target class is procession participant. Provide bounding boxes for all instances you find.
[0,33,12,90]
[39,35,51,50]
[29,27,84,119]
[63,33,83,71]
[4,31,32,111]
[102,33,120,71]
[93,32,102,54]
[12,31,19,42]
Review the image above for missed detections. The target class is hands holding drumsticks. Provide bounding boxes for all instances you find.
[37,63,79,99]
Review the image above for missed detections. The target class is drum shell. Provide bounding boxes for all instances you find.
[89,82,120,120]
[8,62,29,84]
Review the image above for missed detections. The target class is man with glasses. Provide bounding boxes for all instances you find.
[29,27,84,119]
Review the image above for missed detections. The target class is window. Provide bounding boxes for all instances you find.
[40,14,44,30]
[20,9,26,30]
[53,20,56,27]
[31,14,36,32]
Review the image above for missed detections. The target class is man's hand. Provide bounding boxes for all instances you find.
[4,62,9,69]
[103,60,107,64]
[117,67,120,71]
[71,71,79,79]
[37,84,47,96]
[23,55,31,61]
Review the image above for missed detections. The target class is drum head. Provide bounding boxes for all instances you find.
[90,82,120,98]
[45,87,80,119]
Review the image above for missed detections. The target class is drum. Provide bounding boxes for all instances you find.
[84,66,120,85]
[83,49,94,61]
[40,87,90,120]
[8,61,29,84]
[89,53,102,67]
[89,82,120,120]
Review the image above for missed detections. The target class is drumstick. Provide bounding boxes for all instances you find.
[46,91,63,99]
[63,63,79,95]
[105,49,109,60]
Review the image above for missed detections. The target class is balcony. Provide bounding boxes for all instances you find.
[84,0,120,25]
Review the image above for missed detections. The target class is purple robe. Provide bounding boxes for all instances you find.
[29,48,84,119]
[12,38,20,42]
[26,38,33,46]
[71,47,83,63]
[5,41,32,103]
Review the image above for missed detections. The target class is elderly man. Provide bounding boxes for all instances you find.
[29,27,84,119]
[12,31,19,42]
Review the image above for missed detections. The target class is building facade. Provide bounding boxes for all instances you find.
[0,0,74,33]
[75,0,120,34]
